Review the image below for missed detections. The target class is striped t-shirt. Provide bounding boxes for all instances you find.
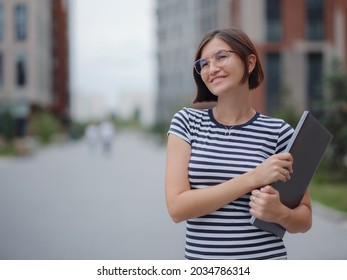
[168,107,294,260]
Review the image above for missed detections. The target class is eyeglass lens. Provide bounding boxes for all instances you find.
[194,50,232,74]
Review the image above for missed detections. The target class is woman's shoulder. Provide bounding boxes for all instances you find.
[180,107,209,114]
[174,107,209,120]
[256,113,293,129]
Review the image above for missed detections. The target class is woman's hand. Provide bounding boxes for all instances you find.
[249,186,313,233]
[251,153,293,187]
[249,186,289,224]
[248,153,293,223]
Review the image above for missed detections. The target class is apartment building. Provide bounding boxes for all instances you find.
[234,0,347,115]
[155,0,231,123]
[51,0,70,116]
[155,0,347,123]
[0,0,69,131]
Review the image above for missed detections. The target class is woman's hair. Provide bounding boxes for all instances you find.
[193,27,264,103]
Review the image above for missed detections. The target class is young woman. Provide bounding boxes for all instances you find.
[165,27,312,260]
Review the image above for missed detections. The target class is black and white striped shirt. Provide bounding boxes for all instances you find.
[168,107,294,260]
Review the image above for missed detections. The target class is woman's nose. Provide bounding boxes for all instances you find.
[208,61,221,74]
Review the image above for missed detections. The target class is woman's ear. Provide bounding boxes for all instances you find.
[248,54,256,73]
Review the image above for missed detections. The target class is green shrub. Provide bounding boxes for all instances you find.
[31,112,60,144]
[0,111,15,140]
[69,121,87,140]
[272,107,301,128]
[321,59,347,177]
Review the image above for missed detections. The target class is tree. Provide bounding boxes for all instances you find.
[322,58,347,177]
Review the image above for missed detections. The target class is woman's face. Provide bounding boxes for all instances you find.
[199,38,247,97]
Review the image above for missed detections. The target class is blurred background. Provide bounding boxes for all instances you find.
[0,0,346,260]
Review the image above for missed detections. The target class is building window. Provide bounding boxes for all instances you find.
[266,0,282,42]
[306,0,324,40]
[307,52,323,116]
[15,4,27,41]
[0,53,3,87]
[0,4,4,41]
[199,0,218,35]
[266,52,282,114]
[16,53,27,86]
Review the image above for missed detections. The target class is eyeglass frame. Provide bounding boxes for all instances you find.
[193,49,237,75]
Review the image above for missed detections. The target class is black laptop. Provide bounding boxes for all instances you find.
[250,111,333,238]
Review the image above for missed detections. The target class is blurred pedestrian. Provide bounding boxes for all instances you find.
[85,123,99,149]
[99,121,115,153]
[165,27,312,260]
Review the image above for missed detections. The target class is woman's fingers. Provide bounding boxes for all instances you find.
[280,167,291,181]
[271,153,293,182]
[252,153,294,186]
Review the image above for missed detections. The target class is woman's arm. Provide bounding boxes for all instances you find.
[165,134,293,223]
[249,186,312,233]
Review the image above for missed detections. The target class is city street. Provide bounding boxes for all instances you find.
[0,131,347,260]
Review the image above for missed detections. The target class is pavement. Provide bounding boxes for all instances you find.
[284,201,347,259]
[0,131,346,260]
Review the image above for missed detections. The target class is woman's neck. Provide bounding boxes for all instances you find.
[214,92,255,126]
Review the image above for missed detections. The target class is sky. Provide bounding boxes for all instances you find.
[70,0,156,110]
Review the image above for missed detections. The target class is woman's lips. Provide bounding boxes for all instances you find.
[211,75,227,83]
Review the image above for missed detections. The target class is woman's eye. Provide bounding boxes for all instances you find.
[200,60,209,69]
[216,54,227,61]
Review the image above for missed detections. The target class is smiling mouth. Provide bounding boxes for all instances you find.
[211,76,227,83]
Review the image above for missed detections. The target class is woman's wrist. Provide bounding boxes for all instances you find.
[245,169,260,190]
[276,205,291,227]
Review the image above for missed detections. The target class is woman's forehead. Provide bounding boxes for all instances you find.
[200,38,231,58]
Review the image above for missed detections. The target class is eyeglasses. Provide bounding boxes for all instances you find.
[194,50,237,75]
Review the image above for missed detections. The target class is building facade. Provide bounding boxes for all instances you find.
[155,0,231,123]
[233,0,347,115]
[155,0,347,123]
[0,0,69,131]
[51,0,70,117]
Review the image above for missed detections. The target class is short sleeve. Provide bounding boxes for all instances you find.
[276,121,294,153]
[167,108,191,145]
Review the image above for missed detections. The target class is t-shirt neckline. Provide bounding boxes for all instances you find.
[208,107,259,129]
